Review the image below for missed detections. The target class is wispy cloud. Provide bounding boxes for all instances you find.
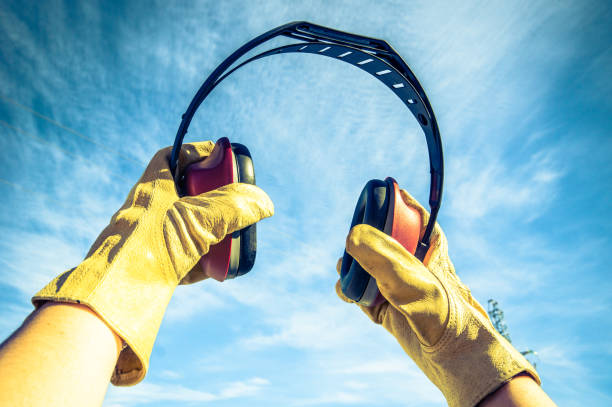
[300,354,444,406]
[0,231,86,297]
[291,391,366,405]
[105,377,269,405]
[164,284,224,323]
[1,1,611,407]
[240,302,370,351]
[157,369,182,380]
[446,146,565,223]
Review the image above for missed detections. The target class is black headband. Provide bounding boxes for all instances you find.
[170,21,443,258]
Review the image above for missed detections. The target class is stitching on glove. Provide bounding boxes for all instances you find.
[422,288,458,353]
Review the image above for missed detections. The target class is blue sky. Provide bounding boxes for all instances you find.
[1,1,611,406]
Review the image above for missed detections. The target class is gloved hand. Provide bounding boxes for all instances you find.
[335,189,539,407]
[32,141,274,386]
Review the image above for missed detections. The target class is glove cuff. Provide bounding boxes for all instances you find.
[422,293,540,407]
[32,262,177,386]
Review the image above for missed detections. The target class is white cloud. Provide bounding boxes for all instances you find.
[332,358,413,375]
[158,369,182,380]
[0,232,85,296]
[2,2,610,407]
[292,391,366,405]
[218,377,270,398]
[164,283,224,323]
[446,146,565,224]
[537,344,582,371]
[241,303,370,351]
[0,302,33,340]
[304,353,444,406]
[104,377,269,405]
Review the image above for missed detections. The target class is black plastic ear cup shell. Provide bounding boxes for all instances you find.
[340,179,390,303]
[227,143,257,279]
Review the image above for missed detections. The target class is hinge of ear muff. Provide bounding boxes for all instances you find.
[415,241,429,262]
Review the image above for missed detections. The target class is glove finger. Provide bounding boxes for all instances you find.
[176,141,216,174]
[345,224,436,303]
[395,193,494,337]
[178,183,274,244]
[165,183,274,275]
[398,189,452,277]
[345,224,448,345]
[178,262,209,285]
[334,257,352,302]
[334,256,392,325]
[135,142,217,192]
[335,279,352,304]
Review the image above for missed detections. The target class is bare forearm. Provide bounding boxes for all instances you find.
[479,373,557,407]
[0,302,122,407]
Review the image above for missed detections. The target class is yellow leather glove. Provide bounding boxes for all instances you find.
[32,141,274,386]
[336,190,539,407]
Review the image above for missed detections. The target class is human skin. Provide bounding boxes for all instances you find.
[478,373,557,407]
[0,302,121,407]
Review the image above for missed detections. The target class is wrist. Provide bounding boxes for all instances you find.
[479,373,555,407]
[40,302,124,357]
[32,262,177,386]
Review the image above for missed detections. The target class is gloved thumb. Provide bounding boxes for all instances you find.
[165,183,274,278]
[345,224,448,346]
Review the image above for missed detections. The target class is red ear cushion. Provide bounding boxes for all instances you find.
[198,237,234,282]
[184,137,237,282]
[185,137,236,193]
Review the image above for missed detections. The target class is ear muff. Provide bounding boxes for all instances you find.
[171,22,444,287]
[183,138,257,282]
[340,177,422,307]
[340,179,390,306]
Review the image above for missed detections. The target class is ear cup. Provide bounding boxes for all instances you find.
[340,179,390,306]
[340,178,423,307]
[227,143,257,279]
[182,138,257,282]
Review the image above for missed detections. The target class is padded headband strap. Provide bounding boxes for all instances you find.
[170,21,443,258]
